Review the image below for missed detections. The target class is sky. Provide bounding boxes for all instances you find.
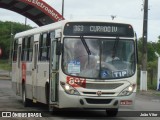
[0,0,160,42]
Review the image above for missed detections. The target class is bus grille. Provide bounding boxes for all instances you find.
[86,83,124,89]
[85,98,112,104]
[82,92,115,95]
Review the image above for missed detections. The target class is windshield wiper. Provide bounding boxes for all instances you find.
[80,36,91,55]
[112,37,119,54]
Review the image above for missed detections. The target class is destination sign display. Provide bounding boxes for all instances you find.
[64,22,134,37]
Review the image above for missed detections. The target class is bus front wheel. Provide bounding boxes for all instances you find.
[106,108,118,117]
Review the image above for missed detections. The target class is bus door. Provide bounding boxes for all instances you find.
[17,45,22,95]
[32,42,38,102]
[50,31,59,104]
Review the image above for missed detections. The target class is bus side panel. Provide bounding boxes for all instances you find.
[36,62,49,104]
[13,44,22,96]
[12,39,22,96]
[12,62,17,94]
[25,62,33,100]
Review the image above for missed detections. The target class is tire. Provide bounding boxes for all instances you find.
[106,108,118,117]
[51,107,60,115]
[45,82,49,105]
[22,84,31,107]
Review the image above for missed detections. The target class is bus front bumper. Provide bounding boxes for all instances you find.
[58,90,136,109]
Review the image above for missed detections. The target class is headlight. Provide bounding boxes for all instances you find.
[118,84,136,96]
[60,81,80,95]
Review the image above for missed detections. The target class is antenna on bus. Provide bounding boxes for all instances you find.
[111,15,116,20]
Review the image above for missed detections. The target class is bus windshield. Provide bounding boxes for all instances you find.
[63,37,136,79]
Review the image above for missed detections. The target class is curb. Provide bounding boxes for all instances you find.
[0,75,11,80]
[0,69,11,80]
[0,76,11,80]
[137,90,160,97]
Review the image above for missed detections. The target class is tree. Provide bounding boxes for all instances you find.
[137,37,158,87]
[0,21,32,59]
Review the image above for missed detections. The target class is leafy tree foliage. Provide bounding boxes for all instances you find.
[138,37,157,63]
[0,21,32,59]
[137,36,160,88]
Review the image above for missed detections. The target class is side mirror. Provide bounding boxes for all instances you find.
[135,34,139,64]
[56,42,62,55]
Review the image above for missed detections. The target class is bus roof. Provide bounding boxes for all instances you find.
[14,20,134,39]
[14,20,67,39]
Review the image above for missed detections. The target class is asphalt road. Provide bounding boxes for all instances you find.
[0,79,160,120]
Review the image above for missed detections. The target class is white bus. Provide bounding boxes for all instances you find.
[12,20,138,116]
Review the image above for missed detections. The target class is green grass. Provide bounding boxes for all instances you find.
[148,79,157,90]
[137,75,158,91]
[0,59,11,71]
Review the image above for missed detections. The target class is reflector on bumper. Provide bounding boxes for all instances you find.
[120,100,132,105]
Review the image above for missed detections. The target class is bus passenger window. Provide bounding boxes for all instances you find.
[39,34,46,61]
[21,38,27,61]
[21,37,33,62]
[39,33,50,61]
[27,36,33,61]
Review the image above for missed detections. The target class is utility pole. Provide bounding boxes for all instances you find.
[62,0,64,17]
[142,0,148,71]
[9,23,13,64]
[25,17,27,29]
[9,23,13,76]
[140,0,148,91]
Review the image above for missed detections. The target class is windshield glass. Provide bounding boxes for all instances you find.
[63,37,136,79]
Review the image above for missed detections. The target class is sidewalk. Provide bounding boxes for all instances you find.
[0,69,11,80]
[137,89,160,97]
